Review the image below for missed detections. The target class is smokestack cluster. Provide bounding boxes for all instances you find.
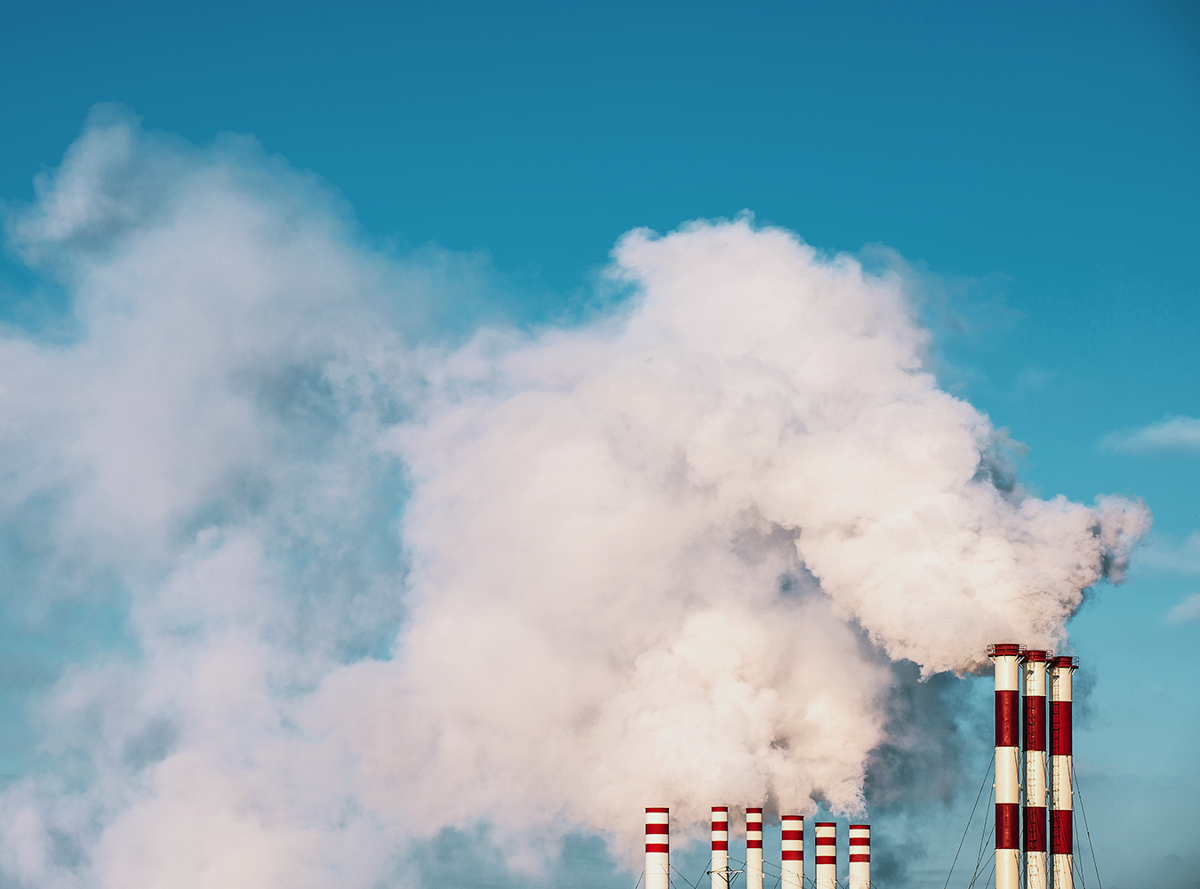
[642,644,1076,889]
[645,809,867,889]
[990,644,1078,889]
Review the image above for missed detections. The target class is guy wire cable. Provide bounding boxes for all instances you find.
[1072,769,1103,889]
[943,756,995,889]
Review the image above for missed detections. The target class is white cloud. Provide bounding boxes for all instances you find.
[1101,416,1200,455]
[0,108,1153,888]
[1165,593,1200,625]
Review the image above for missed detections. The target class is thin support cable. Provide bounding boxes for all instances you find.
[670,862,701,889]
[969,818,996,885]
[966,856,997,889]
[966,824,996,889]
[943,757,995,889]
[1071,799,1087,889]
[1073,770,1103,889]
[974,783,996,875]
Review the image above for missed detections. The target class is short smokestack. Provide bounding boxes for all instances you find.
[711,806,729,889]
[781,814,804,888]
[1050,656,1078,889]
[989,643,1022,889]
[645,807,669,889]
[1023,650,1049,889]
[745,807,763,889]
[848,824,870,889]
[814,821,837,889]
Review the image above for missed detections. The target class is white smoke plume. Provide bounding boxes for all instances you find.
[0,108,1149,888]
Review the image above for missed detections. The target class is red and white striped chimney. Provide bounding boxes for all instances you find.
[711,806,729,889]
[1050,656,1078,889]
[1023,650,1049,889]
[745,807,763,889]
[989,643,1022,889]
[814,822,837,889]
[645,807,669,889]
[848,824,870,889]
[781,814,804,888]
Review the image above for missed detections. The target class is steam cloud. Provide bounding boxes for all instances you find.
[0,108,1149,887]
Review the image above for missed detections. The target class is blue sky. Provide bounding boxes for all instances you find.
[0,2,1197,888]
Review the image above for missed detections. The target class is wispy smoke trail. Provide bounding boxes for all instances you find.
[0,108,1149,887]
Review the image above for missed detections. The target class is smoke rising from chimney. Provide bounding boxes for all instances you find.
[0,109,1149,887]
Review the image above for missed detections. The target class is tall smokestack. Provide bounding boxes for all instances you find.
[1050,656,1078,889]
[848,824,870,889]
[745,807,763,889]
[711,806,729,889]
[645,807,669,889]
[1023,650,1049,889]
[814,822,837,889]
[781,814,804,888]
[989,643,1022,889]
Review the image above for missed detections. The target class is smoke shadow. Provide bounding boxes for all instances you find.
[861,660,993,886]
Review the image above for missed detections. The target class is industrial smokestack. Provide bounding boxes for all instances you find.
[1050,656,1078,889]
[848,824,870,889]
[989,643,1022,889]
[781,814,804,888]
[645,807,669,889]
[745,807,763,889]
[711,806,729,889]
[1023,650,1049,889]
[814,822,837,889]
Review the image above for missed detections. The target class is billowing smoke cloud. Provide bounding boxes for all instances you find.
[0,108,1149,887]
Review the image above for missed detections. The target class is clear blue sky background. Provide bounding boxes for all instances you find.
[1,1,1197,887]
